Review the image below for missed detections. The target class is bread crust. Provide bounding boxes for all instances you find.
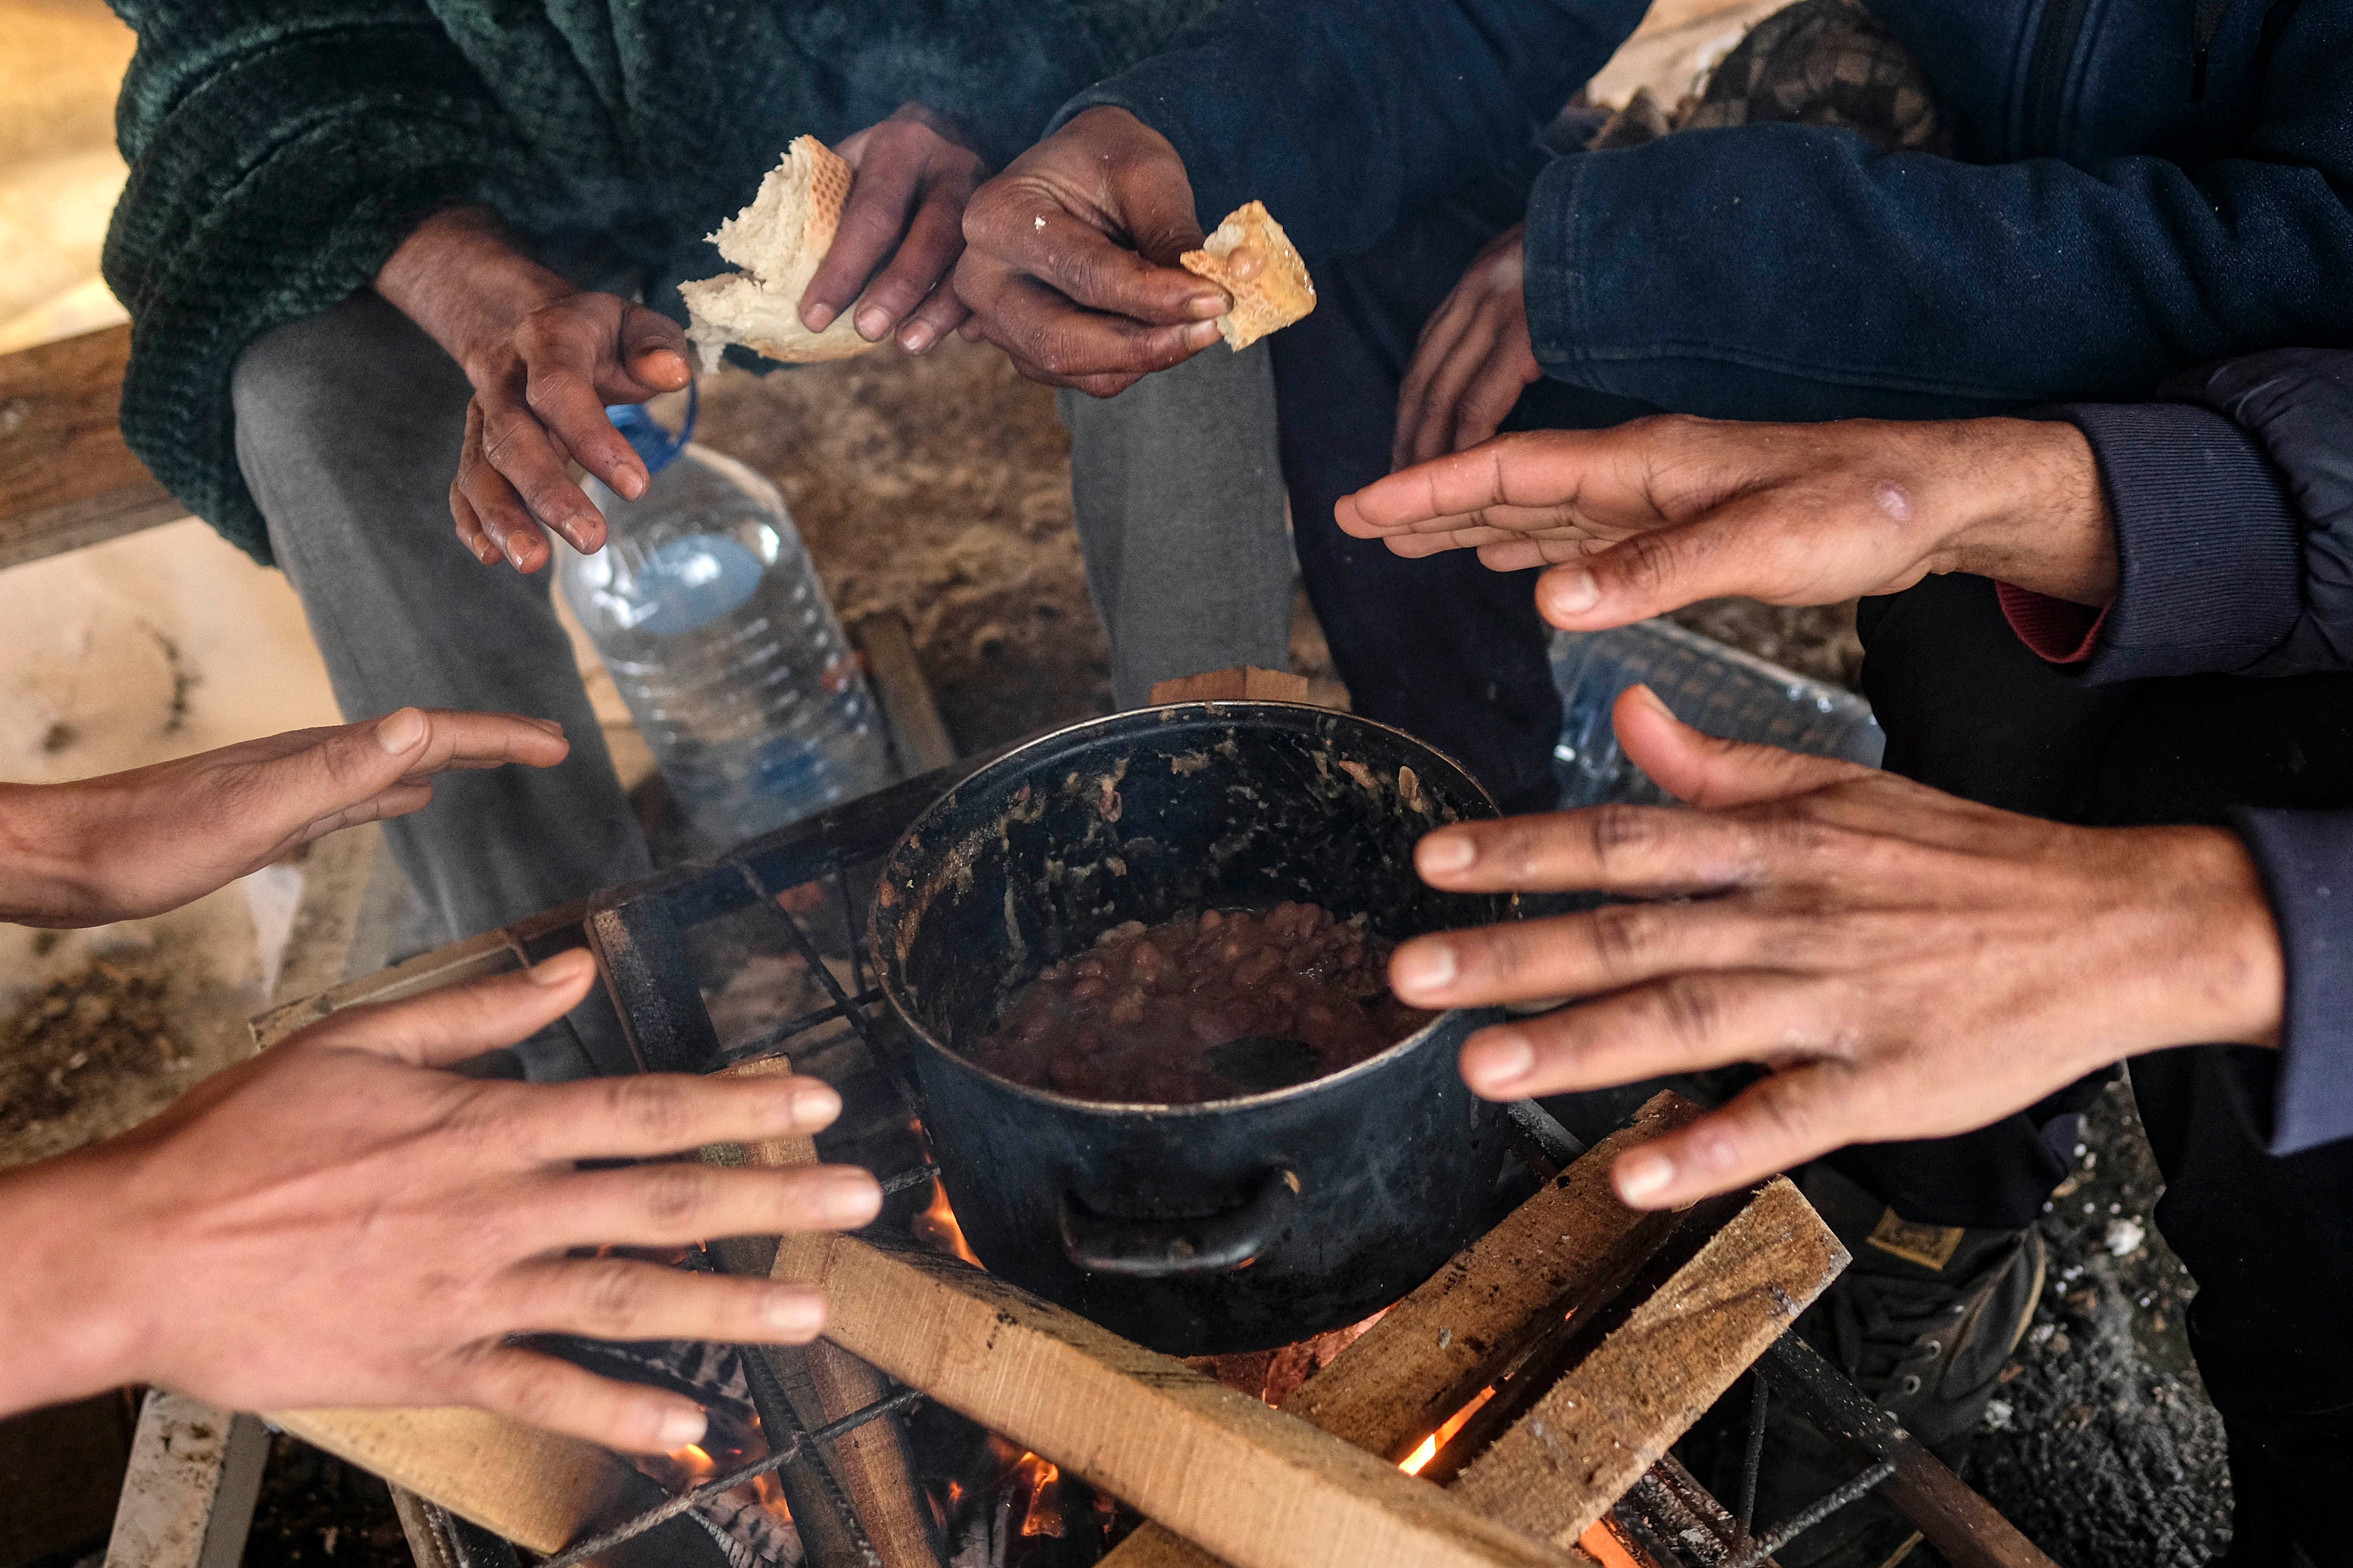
[683,135,881,368]
[1180,201,1316,351]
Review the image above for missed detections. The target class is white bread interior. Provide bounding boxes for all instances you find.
[681,136,880,368]
[1179,200,1316,351]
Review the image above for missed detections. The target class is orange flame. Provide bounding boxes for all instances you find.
[913,1172,983,1267]
[1397,1385,1496,1476]
[1014,1452,1065,1538]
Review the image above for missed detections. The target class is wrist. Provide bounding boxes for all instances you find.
[373,206,574,377]
[2146,825,2285,1050]
[1935,418,2118,606]
[0,783,111,927]
[0,1154,144,1414]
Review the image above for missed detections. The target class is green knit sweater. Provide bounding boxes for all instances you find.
[100,0,1211,564]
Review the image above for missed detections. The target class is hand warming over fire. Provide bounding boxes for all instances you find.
[1336,414,2118,625]
[0,951,881,1448]
[1388,686,2285,1211]
[0,709,569,927]
[1391,224,1541,470]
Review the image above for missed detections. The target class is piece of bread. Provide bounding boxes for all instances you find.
[1179,201,1316,351]
[680,136,881,369]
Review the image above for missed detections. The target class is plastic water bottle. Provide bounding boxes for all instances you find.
[559,393,894,844]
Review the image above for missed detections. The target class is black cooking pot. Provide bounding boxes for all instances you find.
[868,701,1512,1355]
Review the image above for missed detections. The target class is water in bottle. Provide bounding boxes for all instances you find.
[560,397,894,844]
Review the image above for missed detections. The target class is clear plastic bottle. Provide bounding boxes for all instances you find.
[560,398,894,844]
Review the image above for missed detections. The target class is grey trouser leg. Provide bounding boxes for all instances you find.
[233,292,651,1073]
[1060,341,1295,708]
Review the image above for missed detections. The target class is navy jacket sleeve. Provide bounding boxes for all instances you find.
[1516,0,2353,420]
[2038,350,2353,684]
[1050,0,1649,264]
[2227,808,2353,1157]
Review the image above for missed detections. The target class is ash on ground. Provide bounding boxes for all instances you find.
[1964,1075,2231,1568]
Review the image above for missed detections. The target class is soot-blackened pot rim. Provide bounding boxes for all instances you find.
[867,699,1502,1117]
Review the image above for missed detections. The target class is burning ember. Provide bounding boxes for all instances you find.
[1398,1385,1495,1476]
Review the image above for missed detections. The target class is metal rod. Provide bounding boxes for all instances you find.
[532,1387,925,1568]
[878,1162,939,1197]
[726,989,886,1059]
[1723,1459,1897,1568]
[1738,1372,1769,1533]
[736,1339,886,1568]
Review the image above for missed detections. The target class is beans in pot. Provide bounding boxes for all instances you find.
[971,902,1433,1103]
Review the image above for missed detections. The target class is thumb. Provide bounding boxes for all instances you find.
[620,304,692,395]
[1612,685,1870,809]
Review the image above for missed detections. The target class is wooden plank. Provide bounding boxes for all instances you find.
[851,610,960,774]
[1288,1094,1700,1460]
[1454,1178,1848,1550]
[773,1233,1577,1568]
[1097,1095,1702,1568]
[250,929,518,1047]
[1148,666,1312,706]
[702,1058,943,1568]
[267,1407,634,1556]
[103,1393,267,1568]
[0,324,184,570]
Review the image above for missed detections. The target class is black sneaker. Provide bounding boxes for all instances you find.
[1735,1165,2046,1567]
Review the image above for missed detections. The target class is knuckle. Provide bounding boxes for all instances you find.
[1650,976,1723,1045]
[1618,530,1680,595]
[1587,901,1660,969]
[635,1161,711,1226]
[1583,804,1660,868]
[604,1075,694,1144]
[580,1259,652,1324]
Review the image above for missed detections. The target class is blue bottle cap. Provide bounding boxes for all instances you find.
[605,379,700,477]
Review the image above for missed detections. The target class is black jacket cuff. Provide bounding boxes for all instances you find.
[2044,402,2303,683]
[2229,808,2353,1155]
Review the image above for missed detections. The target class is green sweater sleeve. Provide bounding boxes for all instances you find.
[103,2,583,563]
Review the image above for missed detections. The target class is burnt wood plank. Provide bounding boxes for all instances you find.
[773,1231,1579,1568]
[1094,1095,1702,1568]
[1454,1177,1848,1549]
[0,325,184,569]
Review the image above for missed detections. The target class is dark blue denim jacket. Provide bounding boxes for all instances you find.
[1061,0,2353,417]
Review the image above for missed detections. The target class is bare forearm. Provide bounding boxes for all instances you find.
[373,206,573,373]
[0,1155,137,1415]
[0,784,105,927]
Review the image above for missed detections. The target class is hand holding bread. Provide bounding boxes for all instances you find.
[683,105,983,367]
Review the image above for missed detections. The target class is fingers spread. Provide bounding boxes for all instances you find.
[519,1159,882,1250]
[451,1343,709,1454]
[1454,970,1838,1100]
[302,949,600,1067]
[1611,686,1870,808]
[486,1065,848,1163]
[496,1256,826,1345]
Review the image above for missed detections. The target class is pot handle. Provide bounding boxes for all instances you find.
[1057,1168,1302,1276]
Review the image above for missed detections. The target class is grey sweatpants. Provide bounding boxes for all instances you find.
[232,293,653,954]
[1058,343,1296,708]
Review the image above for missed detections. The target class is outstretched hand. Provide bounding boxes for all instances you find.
[1338,414,2117,626]
[956,107,1229,396]
[0,952,883,1449]
[1389,686,2283,1211]
[0,708,569,926]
